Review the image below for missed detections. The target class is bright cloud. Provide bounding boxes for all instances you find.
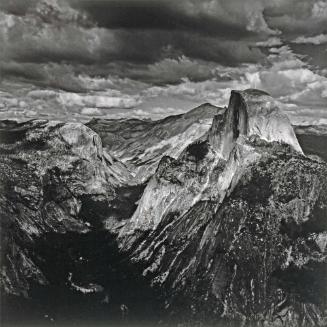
[292,34,327,45]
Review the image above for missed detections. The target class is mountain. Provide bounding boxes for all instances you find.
[119,89,303,240]
[0,119,145,299]
[294,124,327,162]
[87,103,223,182]
[118,90,327,326]
[1,90,326,326]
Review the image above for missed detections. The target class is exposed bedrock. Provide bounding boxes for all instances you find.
[87,103,224,182]
[118,89,327,326]
[0,120,144,298]
[208,89,303,158]
[119,89,303,240]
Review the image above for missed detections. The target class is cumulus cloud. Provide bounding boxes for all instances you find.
[264,0,327,36]
[58,92,142,109]
[143,77,252,107]
[0,0,326,125]
[139,45,327,124]
[0,10,105,64]
[80,107,103,116]
[0,77,144,122]
[1,62,87,92]
[76,0,276,36]
[256,37,283,47]
[0,0,325,68]
[0,0,280,67]
[292,34,327,45]
[312,1,327,18]
[120,56,234,85]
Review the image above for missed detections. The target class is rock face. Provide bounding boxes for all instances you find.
[119,90,303,239]
[119,89,327,326]
[87,103,223,182]
[0,120,142,297]
[208,90,303,158]
[128,153,327,326]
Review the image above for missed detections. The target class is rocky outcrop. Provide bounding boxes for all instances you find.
[208,90,303,158]
[118,90,303,241]
[87,103,223,182]
[129,149,327,326]
[118,90,327,326]
[0,120,143,297]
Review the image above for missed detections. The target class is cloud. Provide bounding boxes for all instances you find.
[243,46,327,110]
[292,34,327,45]
[143,77,252,107]
[0,76,144,122]
[0,0,90,26]
[264,0,327,36]
[0,0,326,126]
[312,1,327,18]
[0,0,37,16]
[0,0,325,68]
[75,0,272,37]
[256,37,283,47]
[58,92,142,109]
[0,7,266,68]
[140,45,327,124]
[118,56,233,85]
[0,10,104,64]
[1,62,87,92]
[0,0,278,67]
[80,107,103,116]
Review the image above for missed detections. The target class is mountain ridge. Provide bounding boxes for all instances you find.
[0,89,326,326]
[118,89,304,240]
[116,90,327,326]
[87,102,223,182]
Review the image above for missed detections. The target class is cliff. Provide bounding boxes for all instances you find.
[118,89,303,240]
[118,90,327,326]
[0,120,143,297]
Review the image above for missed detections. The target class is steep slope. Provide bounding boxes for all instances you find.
[119,89,303,240]
[119,89,327,326]
[87,103,223,182]
[0,120,144,298]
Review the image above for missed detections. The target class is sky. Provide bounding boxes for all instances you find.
[0,0,326,124]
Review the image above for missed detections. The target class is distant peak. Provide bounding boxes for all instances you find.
[190,102,220,111]
[197,102,214,107]
[234,89,270,97]
[184,102,224,120]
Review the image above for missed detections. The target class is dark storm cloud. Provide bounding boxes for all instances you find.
[0,0,37,16]
[73,0,251,38]
[0,0,272,68]
[1,0,326,124]
[0,0,298,69]
[1,62,87,93]
[98,30,266,65]
[290,43,327,70]
[95,58,233,86]
[264,0,327,36]
[0,9,265,74]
